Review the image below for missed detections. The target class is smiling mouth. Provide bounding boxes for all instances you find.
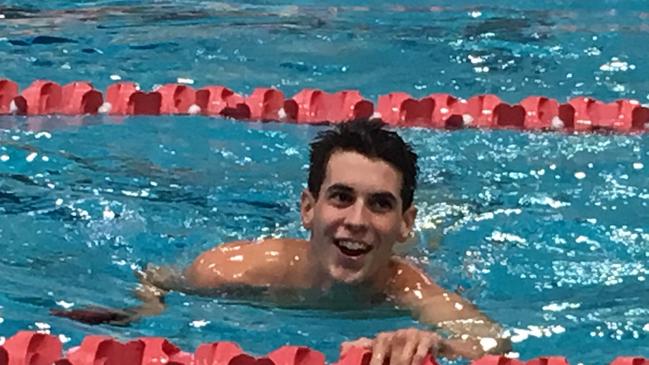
[334,239,373,257]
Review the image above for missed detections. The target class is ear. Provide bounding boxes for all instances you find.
[300,189,316,230]
[397,206,417,242]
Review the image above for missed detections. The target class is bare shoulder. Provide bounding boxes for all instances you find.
[185,238,308,289]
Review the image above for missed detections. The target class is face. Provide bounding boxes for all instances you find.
[301,151,417,286]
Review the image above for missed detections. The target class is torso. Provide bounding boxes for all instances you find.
[183,238,443,311]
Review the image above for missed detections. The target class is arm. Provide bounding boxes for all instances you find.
[417,290,511,358]
[50,240,242,325]
[51,264,177,325]
[391,260,511,359]
[341,260,510,363]
[53,238,291,325]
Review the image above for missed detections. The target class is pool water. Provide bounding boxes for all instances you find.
[1,1,649,364]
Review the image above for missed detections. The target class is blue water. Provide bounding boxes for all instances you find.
[1,1,649,364]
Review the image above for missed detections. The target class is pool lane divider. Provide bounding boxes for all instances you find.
[1,78,649,133]
[0,331,647,365]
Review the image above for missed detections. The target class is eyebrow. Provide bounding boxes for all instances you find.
[326,183,354,194]
[326,183,398,203]
[370,192,398,205]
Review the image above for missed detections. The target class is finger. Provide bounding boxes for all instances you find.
[370,334,391,365]
[412,336,436,365]
[134,263,157,284]
[340,342,353,357]
[357,337,374,348]
[388,331,405,365]
[134,268,146,281]
[425,333,442,355]
[393,334,418,365]
[341,337,373,355]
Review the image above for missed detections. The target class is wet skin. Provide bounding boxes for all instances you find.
[134,151,511,362]
[53,151,510,362]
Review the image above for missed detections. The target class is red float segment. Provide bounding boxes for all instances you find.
[137,338,192,365]
[246,88,286,121]
[13,80,64,115]
[60,82,103,115]
[566,97,590,131]
[610,357,649,365]
[129,92,163,115]
[427,93,464,128]
[283,89,325,123]
[195,86,249,119]
[330,90,374,123]
[3,331,63,365]
[380,93,523,129]
[230,354,276,365]
[105,82,139,115]
[221,103,252,120]
[600,99,640,132]
[194,341,244,365]
[0,79,19,114]
[633,106,649,130]
[0,346,8,365]
[267,346,325,365]
[3,331,649,365]
[157,84,197,114]
[284,89,371,124]
[526,356,569,365]
[333,347,371,365]
[376,92,414,125]
[400,97,435,126]
[569,96,604,131]
[66,336,145,365]
[519,96,562,130]
[104,83,162,115]
[463,94,502,128]
[567,97,641,132]
[493,103,526,129]
[0,77,648,133]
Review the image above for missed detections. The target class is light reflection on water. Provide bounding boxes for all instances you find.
[1,1,649,101]
[0,117,647,363]
[1,0,649,362]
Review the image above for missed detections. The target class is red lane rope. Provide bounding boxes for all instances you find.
[0,331,647,365]
[1,79,648,133]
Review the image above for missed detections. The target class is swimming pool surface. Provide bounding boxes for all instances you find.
[1,1,648,364]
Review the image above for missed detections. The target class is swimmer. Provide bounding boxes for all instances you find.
[53,119,511,362]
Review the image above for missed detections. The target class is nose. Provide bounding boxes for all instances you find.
[343,200,370,232]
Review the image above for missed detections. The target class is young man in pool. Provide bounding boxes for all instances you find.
[54,119,511,362]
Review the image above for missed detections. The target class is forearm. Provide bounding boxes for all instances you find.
[50,289,165,326]
[414,298,511,358]
[441,336,512,359]
[418,309,511,359]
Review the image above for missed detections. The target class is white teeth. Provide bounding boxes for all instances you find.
[337,240,369,250]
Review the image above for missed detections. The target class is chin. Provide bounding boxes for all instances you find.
[329,266,370,285]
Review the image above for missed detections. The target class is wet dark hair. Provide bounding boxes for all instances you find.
[307,119,418,211]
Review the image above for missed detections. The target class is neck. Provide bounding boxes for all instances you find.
[304,244,337,291]
[304,241,395,293]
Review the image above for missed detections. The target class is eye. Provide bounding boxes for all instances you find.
[328,191,353,205]
[370,197,394,212]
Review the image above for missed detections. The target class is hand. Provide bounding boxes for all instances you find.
[341,329,443,365]
[51,306,136,326]
[135,263,177,290]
